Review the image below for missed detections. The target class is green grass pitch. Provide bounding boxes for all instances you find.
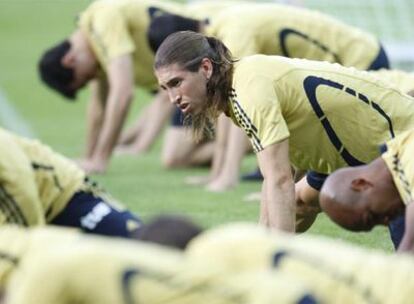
[0,0,393,251]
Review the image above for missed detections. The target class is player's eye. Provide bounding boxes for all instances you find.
[169,79,182,88]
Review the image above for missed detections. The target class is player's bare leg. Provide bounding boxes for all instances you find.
[117,92,174,155]
[162,127,215,169]
[207,123,251,192]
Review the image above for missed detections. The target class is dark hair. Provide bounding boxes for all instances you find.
[154,31,235,141]
[147,13,200,53]
[38,40,76,99]
[135,215,202,250]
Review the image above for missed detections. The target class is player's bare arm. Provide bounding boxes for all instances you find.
[81,54,134,174]
[397,202,414,253]
[257,139,295,232]
[84,77,107,160]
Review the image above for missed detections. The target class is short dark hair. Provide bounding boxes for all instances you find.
[147,13,200,53]
[38,40,76,99]
[135,215,202,249]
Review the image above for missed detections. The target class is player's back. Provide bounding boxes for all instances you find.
[369,69,414,94]
[231,55,414,173]
[185,0,249,20]
[207,3,380,68]
[0,128,85,221]
[7,235,321,304]
[187,224,414,304]
[0,226,80,290]
[78,0,184,90]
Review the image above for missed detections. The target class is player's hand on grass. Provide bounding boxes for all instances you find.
[185,175,211,186]
[243,191,261,202]
[206,176,237,192]
[79,158,107,174]
[114,144,141,156]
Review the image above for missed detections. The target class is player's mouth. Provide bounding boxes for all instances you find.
[179,103,191,114]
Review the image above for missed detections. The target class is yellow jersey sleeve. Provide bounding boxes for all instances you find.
[79,5,135,68]
[230,72,290,152]
[382,129,414,205]
[0,130,44,226]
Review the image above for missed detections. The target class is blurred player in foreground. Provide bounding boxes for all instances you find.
[0,127,141,237]
[186,223,414,304]
[0,216,199,291]
[6,220,414,304]
[1,218,317,304]
[320,128,414,253]
[153,31,414,247]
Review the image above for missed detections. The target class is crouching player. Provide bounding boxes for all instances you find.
[320,128,414,253]
[0,222,319,304]
[0,127,140,237]
[186,223,414,304]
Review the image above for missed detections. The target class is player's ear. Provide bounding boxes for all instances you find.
[61,51,76,68]
[199,58,213,80]
[350,178,373,192]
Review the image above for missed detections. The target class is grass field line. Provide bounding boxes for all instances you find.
[0,88,35,138]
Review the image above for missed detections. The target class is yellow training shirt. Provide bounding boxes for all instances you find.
[187,223,414,304]
[0,226,80,289]
[0,128,85,225]
[205,3,381,67]
[185,0,248,20]
[229,55,414,174]
[370,69,414,94]
[382,129,414,205]
[78,0,183,90]
[7,233,320,304]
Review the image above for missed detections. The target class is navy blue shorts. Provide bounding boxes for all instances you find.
[51,191,141,239]
[171,107,186,127]
[367,44,390,71]
[306,171,328,191]
[388,214,405,249]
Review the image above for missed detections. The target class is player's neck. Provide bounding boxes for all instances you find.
[369,158,400,199]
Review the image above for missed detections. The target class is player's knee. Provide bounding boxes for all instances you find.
[161,153,185,169]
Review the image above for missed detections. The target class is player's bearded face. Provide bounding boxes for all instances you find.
[156,64,213,141]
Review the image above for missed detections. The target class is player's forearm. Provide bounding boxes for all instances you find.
[398,203,414,253]
[133,93,174,152]
[259,182,269,225]
[397,235,414,253]
[85,101,104,158]
[210,115,231,179]
[217,126,249,182]
[263,177,296,232]
[93,92,132,162]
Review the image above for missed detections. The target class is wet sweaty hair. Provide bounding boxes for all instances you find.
[38,40,76,100]
[154,31,235,142]
[147,13,200,53]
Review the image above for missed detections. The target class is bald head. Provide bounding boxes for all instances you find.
[320,167,374,231]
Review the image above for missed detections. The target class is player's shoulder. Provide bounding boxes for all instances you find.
[234,55,298,83]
